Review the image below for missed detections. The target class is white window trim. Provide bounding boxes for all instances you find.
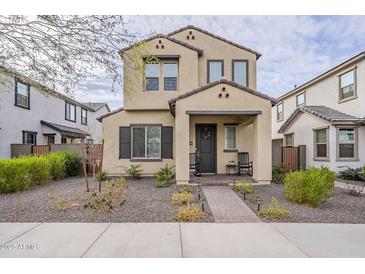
[313,127,329,161]
[338,68,357,103]
[277,103,284,122]
[336,126,359,161]
[131,125,161,160]
[224,126,237,150]
[296,92,306,107]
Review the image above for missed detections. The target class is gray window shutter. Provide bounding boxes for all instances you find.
[161,126,173,159]
[119,127,131,159]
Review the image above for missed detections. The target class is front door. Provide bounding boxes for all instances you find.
[196,124,217,173]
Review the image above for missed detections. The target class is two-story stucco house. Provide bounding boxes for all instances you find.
[0,67,110,158]
[272,51,365,172]
[98,25,275,184]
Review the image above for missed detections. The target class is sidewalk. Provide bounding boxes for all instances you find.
[1,222,365,258]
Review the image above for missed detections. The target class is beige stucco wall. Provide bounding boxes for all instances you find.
[272,58,365,140]
[171,28,257,89]
[174,82,272,184]
[102,109,175,176]
[122,37,199,110]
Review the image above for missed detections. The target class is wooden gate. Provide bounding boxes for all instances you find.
[282,146,299,172]
[31,145,50,156]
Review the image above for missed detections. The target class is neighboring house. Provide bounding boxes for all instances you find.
[0,68,110,158]
[98,25,275,184]
[272,51,365,172]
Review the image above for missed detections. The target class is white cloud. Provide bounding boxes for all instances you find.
[75,16,364,109]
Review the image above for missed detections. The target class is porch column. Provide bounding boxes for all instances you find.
[175,106,190,185]
[253,113,272,184]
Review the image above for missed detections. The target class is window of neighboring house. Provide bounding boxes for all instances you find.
[296,92,305,107]
[61,137,67,144]
[284,133,294,147]
[338,128,357,159]
[15,80,30,109]
[207,60,223,83]
[314,128,328,159]
[65,102,76,122]
[46,135,55,145]
[277,103,284,121]
[22,131,37,145]
[145,63,160,91]
[224,126,237,150]
[131,125,161,159]
[339,70,355,101]
[81,108,87,125]
[232,60,248,86]
[163,63,178,91]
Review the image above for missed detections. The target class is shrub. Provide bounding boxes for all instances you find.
[272,164,286,184]
[176,206,203,222]
[247,192,260,203]
[259,197,290,219]
[234,181,254,194]
[96,170,107,181]
[123,164,142,180]
[171,191,194,205]
[0,159,32,193]
[63,152,81,177]
[179,185,194,194]
[24,156,50,184]
[154,164,175,188]
[284,167,336,207]
[338,167,365,181]
[47,152,66,180]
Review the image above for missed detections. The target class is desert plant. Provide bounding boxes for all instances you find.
[96,170,107,181]
[284,167,336,207]
[171,192,194,205]
[234,181,254,194]
[154,164,175,188]
[338,167,365,181]
[123,164,142,180]
[272,164,286,184]
[178,185,194,194]
[176,206,203,222]
[259,197,290,219]
[247,192,260,203]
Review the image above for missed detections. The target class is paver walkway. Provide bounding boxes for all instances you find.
[203,186,261,223]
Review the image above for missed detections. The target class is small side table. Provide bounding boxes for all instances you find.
[226,164,237,175]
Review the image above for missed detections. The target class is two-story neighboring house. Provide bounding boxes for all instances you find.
[0,67,110,158]
[98,25,275,184]
[272,51,365,172]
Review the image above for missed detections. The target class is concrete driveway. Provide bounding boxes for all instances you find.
[1,222,365,258]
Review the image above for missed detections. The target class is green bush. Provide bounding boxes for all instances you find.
[338,167,365,181]
[154,164,175,188]
[0,151,81,194]
[272,164,286,184]
[123,164,142,180]
[284,167,336,207]
[259,197,290,219]
[234,181,254,194]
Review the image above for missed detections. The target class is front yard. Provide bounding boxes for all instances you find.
[237,183,365,223]
[0,177,214,223]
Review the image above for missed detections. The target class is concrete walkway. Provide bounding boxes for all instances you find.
[1,222,365,258]
[335,180,364,192]
[203,186,260,223]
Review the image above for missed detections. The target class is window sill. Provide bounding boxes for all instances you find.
[338,95,357,104]
[223,149,238,153]
[14,104,30,110]
[276,118,284,122]
[130,158,162,162]
[335,158,359,162]
[145,90,178,93]
[313,157,329,162]
[65,118,76,123]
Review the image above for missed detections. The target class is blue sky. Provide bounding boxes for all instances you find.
[74,16,365,110]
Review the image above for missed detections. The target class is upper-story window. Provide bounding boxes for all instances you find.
[339,70,355,101]
[276,103,284,121]
[232,60,248,87]
[65,102,76,122]
[163,63,177,91]
[81,108,87,125]
[145,60,178,92]
[145,63,160,91]
[207,60,223,83]
[296,92,305,107]
[15,80,30,109]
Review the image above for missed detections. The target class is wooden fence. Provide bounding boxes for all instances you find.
[275,145,306,172]
[31,145,50,156]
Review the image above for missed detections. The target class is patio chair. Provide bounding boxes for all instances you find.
[237,152,253,176]
[189,150,201,177]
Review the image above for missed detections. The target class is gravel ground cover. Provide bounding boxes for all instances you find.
[237,183,365,223]
[0,177,214,223]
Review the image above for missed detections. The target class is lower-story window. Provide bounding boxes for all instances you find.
[314,128,328,159]
[132,125,161,159]
[284,133,294,147]
[22,131,37,145]
[337,128,357,159]
[224,126,236,150]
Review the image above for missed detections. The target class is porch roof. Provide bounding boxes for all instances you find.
[168,78,277,116]
[278,105,364,134]
[40,120,90,138]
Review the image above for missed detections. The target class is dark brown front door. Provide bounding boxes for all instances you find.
[196,124,217,173]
